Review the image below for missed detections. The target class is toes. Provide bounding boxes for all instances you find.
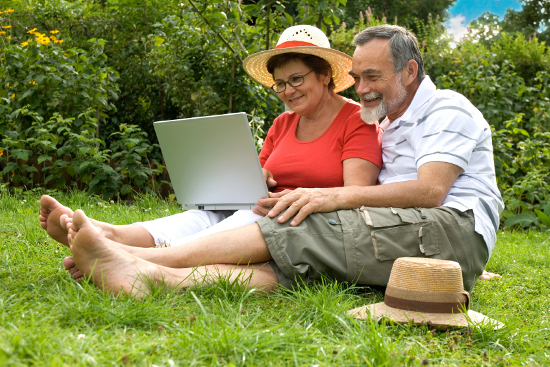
[72,209,90,229]
[73,270,84,280]
[60,214,68,229]
[63,256,76,270]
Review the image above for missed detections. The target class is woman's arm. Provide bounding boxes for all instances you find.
[343,157,379,186]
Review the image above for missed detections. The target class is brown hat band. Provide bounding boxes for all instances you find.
[384,285,470,314]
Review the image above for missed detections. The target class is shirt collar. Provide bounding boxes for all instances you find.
[380,75,436,130]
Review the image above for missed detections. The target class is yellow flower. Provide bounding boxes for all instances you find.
[20,41,28,46]
[2,25,11,29]
[64,53,68,57]
[37,37,51,45]
[7,36,10,40]
[50,30,59,34]
[0,149,3,157]
[55,39,63,44]
[5,9,14,13]
[29,80,37,85]
[0,31,5,35]
[11,93,15,98]
[27,28,37,34]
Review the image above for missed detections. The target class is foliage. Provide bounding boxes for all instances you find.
[0,108,162,200]
[0,23,119,135]
[340,0,454,32]
[501,0,550,43]
[110,124,162,195]
[427,34,550,228]
[492,114,550,230]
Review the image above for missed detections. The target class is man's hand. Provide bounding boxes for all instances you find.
[267,187,340,226]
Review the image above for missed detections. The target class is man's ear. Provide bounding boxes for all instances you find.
[402,59,418,87]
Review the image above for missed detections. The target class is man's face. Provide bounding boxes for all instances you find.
[350,39,408,124]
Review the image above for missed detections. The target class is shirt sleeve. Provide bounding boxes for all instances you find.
[413,100,483,170]
[341,111,383,168]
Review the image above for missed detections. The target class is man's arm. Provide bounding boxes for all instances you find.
[268,161,464,226]
[254,157,380,216]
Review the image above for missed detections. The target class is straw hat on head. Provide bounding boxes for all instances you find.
[348,257,503,330]
[243,25,355,93]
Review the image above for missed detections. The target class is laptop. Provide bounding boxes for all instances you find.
[153,112,269,210]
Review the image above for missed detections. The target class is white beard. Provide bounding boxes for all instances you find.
[360,74,407,125]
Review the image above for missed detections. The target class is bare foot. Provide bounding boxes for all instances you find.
[479,270,502,281]
[63,256,84,281]
[39,195,74,247]
[64,215,113,281]
[70,209,161,296]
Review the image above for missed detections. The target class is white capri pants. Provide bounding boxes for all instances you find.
[135,209,263,247]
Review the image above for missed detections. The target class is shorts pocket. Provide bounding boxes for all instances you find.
[361,207,441,261]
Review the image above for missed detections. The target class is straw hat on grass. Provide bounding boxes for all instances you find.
[348,257,503,330]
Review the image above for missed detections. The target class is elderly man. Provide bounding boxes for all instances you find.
[57,25,503,296]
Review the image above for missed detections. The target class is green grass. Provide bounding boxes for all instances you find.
[1,189,549,366]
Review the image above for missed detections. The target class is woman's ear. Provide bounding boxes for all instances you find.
[321,70,332,86]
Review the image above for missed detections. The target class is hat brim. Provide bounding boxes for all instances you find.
[243,47,355,93]
[348,303,504,330]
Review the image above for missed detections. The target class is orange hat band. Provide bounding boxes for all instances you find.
[384,285,470,314]
[276,40,317,49]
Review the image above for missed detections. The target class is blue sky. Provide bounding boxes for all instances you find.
[446,0,523,40]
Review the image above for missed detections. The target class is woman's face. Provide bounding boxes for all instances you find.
[272,59,330,117]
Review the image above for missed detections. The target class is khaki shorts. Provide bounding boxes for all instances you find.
[256,207,489,292]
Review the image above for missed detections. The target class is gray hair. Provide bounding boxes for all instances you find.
[353,25,425,82]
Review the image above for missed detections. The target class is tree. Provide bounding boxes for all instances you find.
[501,0,550,42]
[341,0,455,31]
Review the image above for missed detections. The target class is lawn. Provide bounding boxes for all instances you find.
[0,189,549,366]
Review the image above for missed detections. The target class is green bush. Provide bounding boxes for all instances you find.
[0,26,119,134]
[0,108,162,200]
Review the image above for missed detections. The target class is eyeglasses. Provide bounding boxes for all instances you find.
[271,70,314,93]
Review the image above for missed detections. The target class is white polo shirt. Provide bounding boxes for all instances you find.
[379,76,504,255]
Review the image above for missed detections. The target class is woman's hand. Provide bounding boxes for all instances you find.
[267,187,340,226]
[263,168,277,189]
[252,170,283,216]
[253,190,292,216]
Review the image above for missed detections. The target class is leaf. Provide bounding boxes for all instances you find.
[12,150,30,161]
[154,36,165,47]
[19,89,35,100]
[121,184,132,194]
[504,214,539,227]
[79,161,92,171]
[89,176,100,188]
[544,202,550,216]
[79,147,92,155]
[38,155,53,164]
[534,210,550,227]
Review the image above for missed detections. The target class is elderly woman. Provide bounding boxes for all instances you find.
[40,25,382,283]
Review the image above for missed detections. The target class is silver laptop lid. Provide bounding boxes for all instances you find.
[154,113,268,210]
